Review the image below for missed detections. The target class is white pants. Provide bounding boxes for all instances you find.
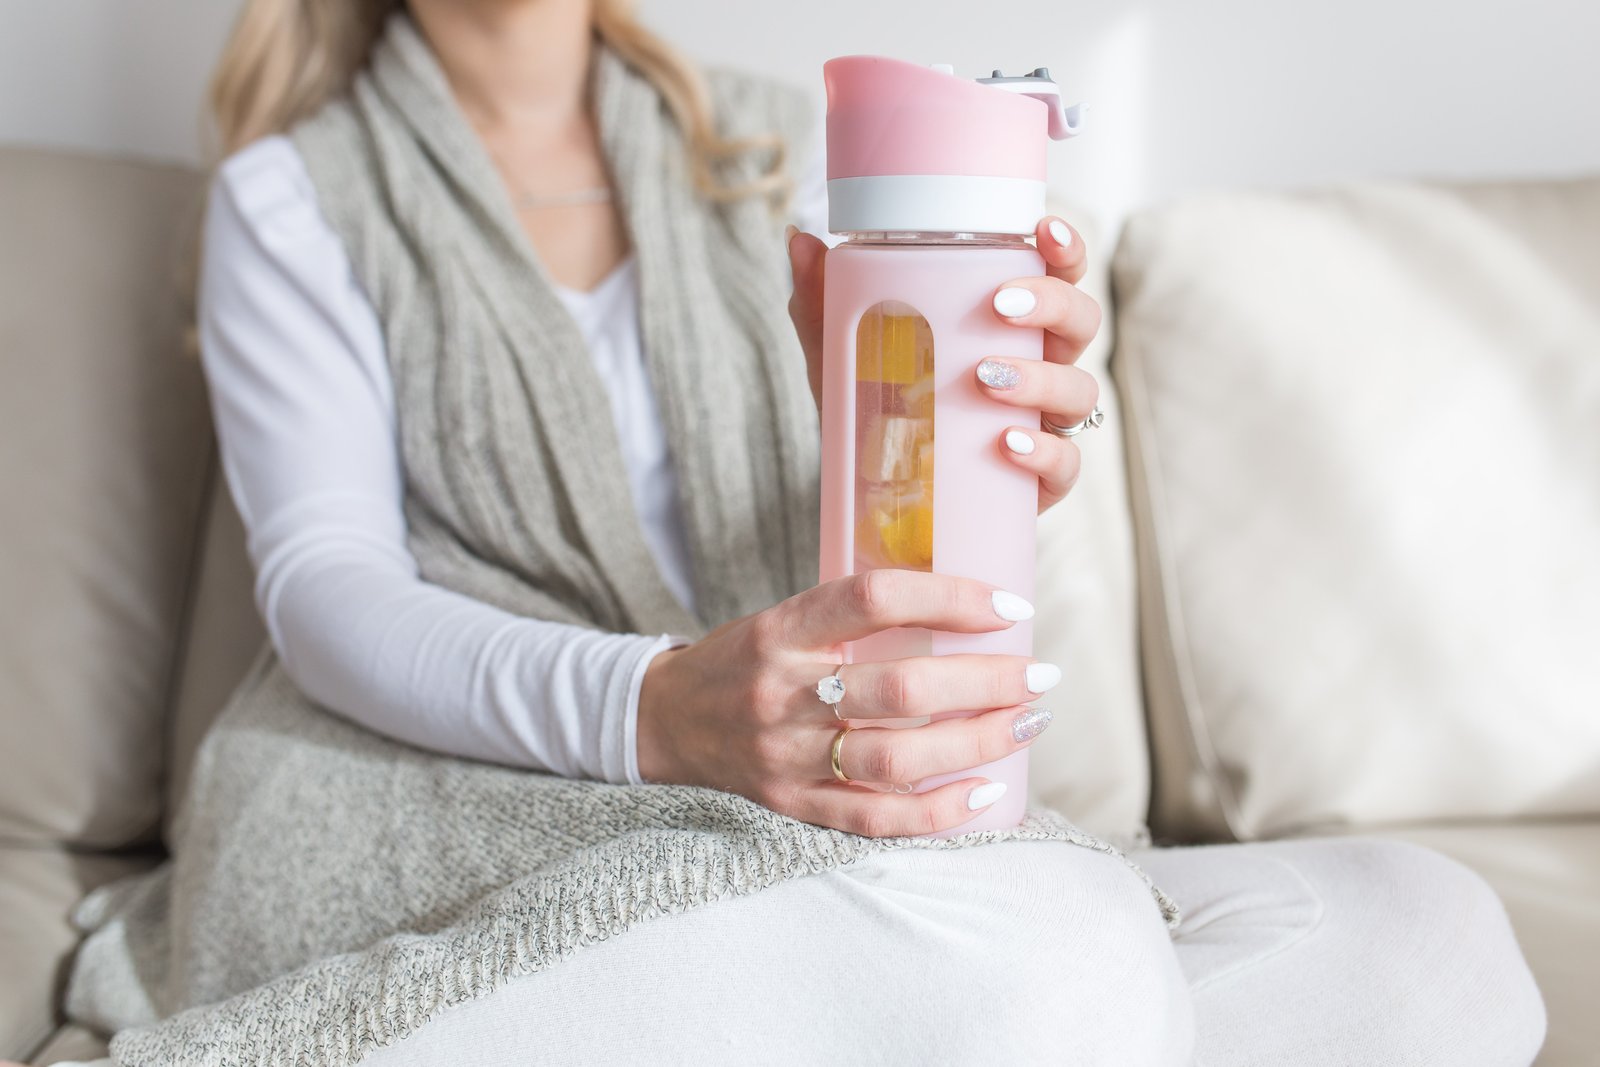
[66,836,1547,1066]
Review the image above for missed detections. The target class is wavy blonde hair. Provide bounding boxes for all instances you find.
[206,0,789,204]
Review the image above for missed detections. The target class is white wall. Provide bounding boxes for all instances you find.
[3,0,1597,223]
[654,0,1600,224]
[0,0,239,165]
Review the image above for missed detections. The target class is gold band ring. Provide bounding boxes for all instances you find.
[830,724,854,783]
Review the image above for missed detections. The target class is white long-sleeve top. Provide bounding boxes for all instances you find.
[199,123,829,787]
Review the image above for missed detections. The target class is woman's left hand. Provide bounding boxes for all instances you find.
[786,216,1102,514]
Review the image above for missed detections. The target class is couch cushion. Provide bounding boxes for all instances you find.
[0,845,154,1062]
[0,148,209,848]
[1332,821,1599,1067]
[1028,204,1150,843]
[1113,177,1600,842]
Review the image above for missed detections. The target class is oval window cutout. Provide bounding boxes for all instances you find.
[853,301,934,573]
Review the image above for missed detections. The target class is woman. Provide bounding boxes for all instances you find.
[53,0,1546,1064]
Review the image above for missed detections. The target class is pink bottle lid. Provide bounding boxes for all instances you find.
[823,56,1083,235]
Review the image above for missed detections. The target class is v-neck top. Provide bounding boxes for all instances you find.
[548,253,697,616]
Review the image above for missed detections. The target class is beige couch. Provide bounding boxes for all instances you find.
[2,145,1595,1064]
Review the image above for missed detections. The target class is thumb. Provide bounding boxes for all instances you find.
[786,225,828,407]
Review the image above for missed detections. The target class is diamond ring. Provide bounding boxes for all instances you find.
[815,664,846,720]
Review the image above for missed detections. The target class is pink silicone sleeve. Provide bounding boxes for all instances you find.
[820,241,1044,836]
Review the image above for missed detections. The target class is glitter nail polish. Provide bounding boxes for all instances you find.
[1012,707,1054,742]
[976,358,1022,389]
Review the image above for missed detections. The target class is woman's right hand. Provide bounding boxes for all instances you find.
[636,570,1057,837]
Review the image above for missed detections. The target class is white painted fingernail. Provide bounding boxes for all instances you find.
[991,590,1035,621]
[967,781,1008,810]
[993,287,1036,318]
[1025,662,1062,693]
[1004,429,1036,456]
[1048,219,1072,248]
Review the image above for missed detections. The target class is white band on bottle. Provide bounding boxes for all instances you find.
[826,174,1047,236]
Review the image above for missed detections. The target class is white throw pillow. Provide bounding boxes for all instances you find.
[1113,177,1600,841]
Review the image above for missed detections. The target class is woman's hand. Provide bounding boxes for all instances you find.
[636,570,1057,837]
[786,216,1101,513]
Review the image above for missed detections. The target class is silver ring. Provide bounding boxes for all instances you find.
[1042,405,1105,438]
[815,664,846,720]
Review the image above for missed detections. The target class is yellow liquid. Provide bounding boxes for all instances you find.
[855,304,935,570]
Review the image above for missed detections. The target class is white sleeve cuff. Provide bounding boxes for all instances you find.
[623,632,693,787]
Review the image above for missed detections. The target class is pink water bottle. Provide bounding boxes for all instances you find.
[818,57,1083,837]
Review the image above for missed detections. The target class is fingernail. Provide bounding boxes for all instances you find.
[967,781,1008,810]
[993,287,1036,318]
[991,590,1035,621]
[1025,662,1062,694]
[1012,707,1054,742]
[1048,219,1072,249]
[784,223,799,248]
[1004,429,1035,456]
[976,358,1022,389]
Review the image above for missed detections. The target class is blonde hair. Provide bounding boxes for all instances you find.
[207,0,789,205]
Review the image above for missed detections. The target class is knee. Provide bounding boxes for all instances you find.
[1348,839,1547,1064]
[1018,852,1195,1066]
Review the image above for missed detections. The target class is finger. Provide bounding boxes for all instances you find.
[786,227,827,406]
[775,570,1033,651]
[798,775,1008,837]
[1036,215,1088,286]
[991,275,1102,365]
[834,705,1054,785]
[999,427,1083,513]
[974,356,1099,425]
[836,655,1055,720]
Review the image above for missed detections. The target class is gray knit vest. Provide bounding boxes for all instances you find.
[64,15,1176,1065]
[298,14,820,636]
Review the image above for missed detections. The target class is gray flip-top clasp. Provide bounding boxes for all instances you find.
[977,68,1086,140]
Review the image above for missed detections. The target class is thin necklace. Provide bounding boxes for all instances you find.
[512,186,613,210]
[484,145,613,211]
[473,133,611,212]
